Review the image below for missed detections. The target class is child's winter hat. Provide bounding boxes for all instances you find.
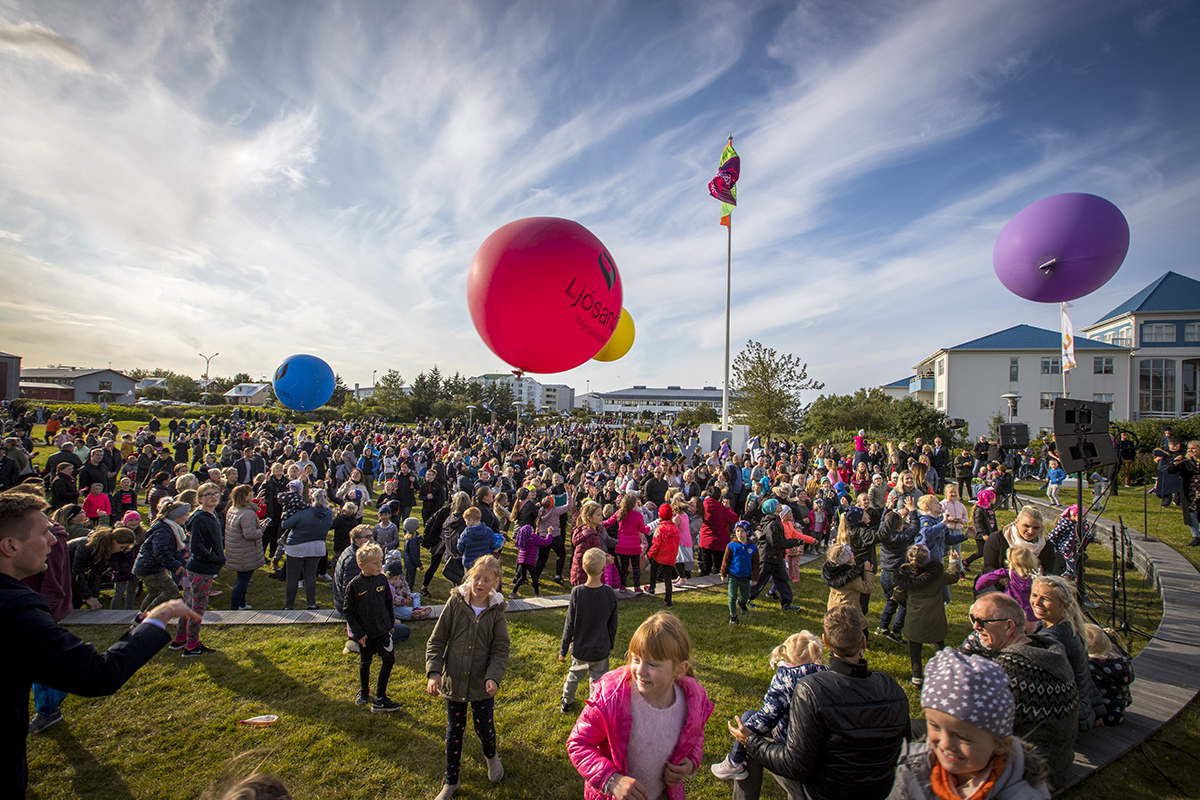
[166,503,191,521]
[516,524,533,539]
[658,503,673,521]
[287,479,304,493]
[378,506,392,517]
[921,649,1014,738]
[403,517,420,533]
[385,561,405,577]
[761,498,779,515]
[975,489,995,509]
[734,520,753,535]
[122,511,142,526]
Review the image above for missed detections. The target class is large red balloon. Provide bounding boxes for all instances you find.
[993,193,1129,303]
[467,217,623,374]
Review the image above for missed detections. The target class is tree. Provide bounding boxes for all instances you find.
[165,373,201,402]
[802,388,896,440]
[676,405,719,427]
[484,381,515,422]
[330,374,351,408]
[408,370,441,420]
[730,340,824,438]
[371,370,408,420]
[890,397,959,447]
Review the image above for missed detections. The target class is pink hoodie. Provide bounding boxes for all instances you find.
[567,666,714,800]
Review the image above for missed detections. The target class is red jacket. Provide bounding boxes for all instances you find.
[698,497,738,551]
[648,520,680,566]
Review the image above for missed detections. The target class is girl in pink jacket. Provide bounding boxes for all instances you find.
[605,493,649,593]
[567,613,714,800]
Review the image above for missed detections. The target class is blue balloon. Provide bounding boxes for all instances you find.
[272,354,335,412]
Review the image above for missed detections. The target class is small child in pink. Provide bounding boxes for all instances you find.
[83,483,111,526]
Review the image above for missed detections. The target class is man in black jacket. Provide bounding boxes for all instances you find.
[0,489,199,797]
[730,604,908,800]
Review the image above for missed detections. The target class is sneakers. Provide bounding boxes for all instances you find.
[874,626,889,638]
[885,630,906,645]
[238,604,253,610]
[371,696,401,713]
[729,614,739,626]
[663,599,672,607]
[28,709,64,735]
[507,592,522,599]
[745,601,758,609]
[711,755,748,781]
[739,604,751,614]
[911,677,924,688]
[434,784,459,800]
[642,585,655,595]
[1188,538,1200,548]
[182,642,218,657]
[317,573,333,583]
[486,753,504,782]
[561,700,575,714]
[129,612,147,632]
[412,606,433,620]
[781,604,802,611]
[343,640,361,655]
[355,691,369,706]
[306,604,321,610]
[168,640,187,651]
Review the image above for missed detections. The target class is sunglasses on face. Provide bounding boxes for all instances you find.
[969,614,1009,629]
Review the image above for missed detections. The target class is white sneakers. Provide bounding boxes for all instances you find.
[711,755,748,781]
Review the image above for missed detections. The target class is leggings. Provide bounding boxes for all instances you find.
[422,551,443,591]
[359,633,395,699]
[909,640,945,680]
[534,536,566,581]
[445,698,496,785]
[511,562,540,595]
[646,562,673,602]
[111,580,138,610]
[617,553,641,590]
[963,536,988,567]
[285,555,320,608]
[173,572,213,649]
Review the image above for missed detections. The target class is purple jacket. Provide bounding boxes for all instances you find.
[975,568,1036,622]
[515,526,554,566]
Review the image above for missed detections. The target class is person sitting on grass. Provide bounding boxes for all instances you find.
[559,547,618,714]
[384,559,432,620]
[711,631,826,782]
[342,542,401,712]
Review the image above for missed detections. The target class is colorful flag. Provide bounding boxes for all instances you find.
[708,138,739,227]
[1061,302,1077,371]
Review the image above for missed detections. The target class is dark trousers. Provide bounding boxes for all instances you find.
[262,519,282,559]
[879,570,905,633]
[231,570,254,610]
[750,561,792,607]
[285,555,320,608]
[511,561,540,595]
[909,640,945,680]
[359,633,395,698]
[958,477,973,500]
[445,698,496,785]
[617,553,641,590]
[697,546,723,576]
[422,551,443,591]
[647,562,673,602]
[534,535,566,581]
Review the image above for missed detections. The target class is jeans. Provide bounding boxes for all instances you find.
[231,570,254,610]
[562,656,609,704]
[285,555,320,608]
[445,698,497,785]
[750,562,792,607]
[395,593,422,619]
[879,570,906,633]
[33,683,68,716]
[728,576,751,616]
[729,709,757,763]
[110,580,137,610]
[138,569,180,614]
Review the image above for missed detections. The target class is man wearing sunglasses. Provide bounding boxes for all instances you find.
[965,592,1077,789]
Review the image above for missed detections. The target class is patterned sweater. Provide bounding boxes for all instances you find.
[743,662,827,742]
[1089,653,1134,725]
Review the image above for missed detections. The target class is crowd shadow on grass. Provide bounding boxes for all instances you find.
[36,728,138,800]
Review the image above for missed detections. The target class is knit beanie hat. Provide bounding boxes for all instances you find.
[167,503,192,522]
[920,649,1015,737]
[122,511,142,526]
[403,517,420,533]
[976,488,995,509]
[734,520,753,535]
[287,479,304,493]
[761,498,779,515]
[659,503,673,521]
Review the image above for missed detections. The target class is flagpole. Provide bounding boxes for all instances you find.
[722,214,731,430]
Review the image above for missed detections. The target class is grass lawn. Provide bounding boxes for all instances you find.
[16,429,1191,799]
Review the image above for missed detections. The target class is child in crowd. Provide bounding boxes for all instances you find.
[426,555,510,800]
[331,502,360,559]
[113,477,139,518]
[567,612,714,800]
[876,499,922,644]
[781,505,813,580]
[890,648,1050,799]
[83,483,111,527]
[893,544,961,687]
[570,500,606,586]
[915,493,968,606]
[510,523,555,598]
[372,507,399,551]
[559,547,619,713]
[807,495,830,548]
[963,489,997,570]
[108,517,144,610]
[1044,458,1066,506]
[458,506,498,572]
[975,546,1040,632]
[342,543,401,712]
[821,542,874,612]
[1085,624,1134,726]
[645,504,680,605]
[721,521,760,626]
[673,495,695,587]
[606,493,650,593]
[402,517,422,592]
[710,631,826,781]
[385,560,432,620]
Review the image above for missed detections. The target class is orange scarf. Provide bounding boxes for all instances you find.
[930,752,1007,800]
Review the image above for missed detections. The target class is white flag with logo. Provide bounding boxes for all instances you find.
[1061,302,1077,371]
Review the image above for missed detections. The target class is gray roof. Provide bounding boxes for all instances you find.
[600,386,725,402]
[21,367,131,379]
[224,383,270,397]
[1091,271,1200,326]
[0,351,20,358]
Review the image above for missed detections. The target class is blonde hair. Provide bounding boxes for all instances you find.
[1032,575,1088,637]
[451,491,472,516]
[770,631,824,669]
[1006,545,1040,578]
[355,542,383,564]
[582,547,606,577]
[916,493,939,513]
[579,499,601,526]
[1085,623,1118,658]
[835,513,852,545]
[466,554,502,584]
[627,612,694,677]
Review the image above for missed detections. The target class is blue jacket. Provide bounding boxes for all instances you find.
[458,522,496,571]
[281,505,334,547]
[133,520,185,576]
[1046,466,1066,486]
[185,510,225,575]
[915,514,966,563]
[879,510,921,573]
[724,541,759,579]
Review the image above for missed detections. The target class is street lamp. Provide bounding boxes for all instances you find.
[1000,392,1021,423]
[467,404,477,427]
[372,369,377,389]
[199,352,219,380]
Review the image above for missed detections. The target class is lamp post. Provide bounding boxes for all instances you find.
[372,370,377,390]
[467,404,476,428]
[199,352,219,380]
[1000,392,1021,423]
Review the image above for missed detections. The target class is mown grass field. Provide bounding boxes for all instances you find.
[16,424,1193,798]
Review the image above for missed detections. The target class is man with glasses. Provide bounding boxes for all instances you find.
[641,466,669,506]
[964,592,1077,789]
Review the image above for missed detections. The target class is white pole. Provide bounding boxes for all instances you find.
[722,216,731,430]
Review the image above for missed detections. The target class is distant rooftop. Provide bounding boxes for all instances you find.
[21,367,129,379]
[600,386,725,402]
[1090,271,1200,327]
[881,377,911,388]
[949,324,1126,351]
[224,383,270,397]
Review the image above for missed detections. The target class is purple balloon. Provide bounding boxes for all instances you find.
[993,193,1130,303]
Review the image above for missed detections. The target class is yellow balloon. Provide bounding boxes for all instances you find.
[592,308,635,362]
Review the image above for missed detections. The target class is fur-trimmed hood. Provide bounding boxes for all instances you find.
[451,583,509,612]
[895,558,945,590]
[821,560,865,589]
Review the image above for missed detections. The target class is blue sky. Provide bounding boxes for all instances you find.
[1,0,1197,399]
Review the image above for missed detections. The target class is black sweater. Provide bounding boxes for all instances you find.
[559,584,618,661]
[343,572,395,640]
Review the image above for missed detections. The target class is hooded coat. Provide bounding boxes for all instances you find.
[821,560,874,611]
[424,584,510,702]
[887,738,1050,800]
[892,559,960,644]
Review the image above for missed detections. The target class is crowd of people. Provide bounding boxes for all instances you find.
[2,404,1184,800]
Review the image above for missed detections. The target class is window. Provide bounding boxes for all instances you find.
[1184,359,1199,415]
[1093,357,1113,374]
[1186,323,1200,343]
[936,391,944,408]
[1041,358,1061,375]
[1142,323,1177,343]
[1040,392,1062,409]
[1139,359,1176,414]
[1009,358,1019,382]
[1092,393,1114,405]
[98,381,112,391]
[937,359,944,376]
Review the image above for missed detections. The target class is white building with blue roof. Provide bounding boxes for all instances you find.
[1079,271,1200,419]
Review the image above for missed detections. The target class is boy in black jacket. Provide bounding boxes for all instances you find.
[343,542,400,712]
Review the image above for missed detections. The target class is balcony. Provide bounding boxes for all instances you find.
[909,377,935,394]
